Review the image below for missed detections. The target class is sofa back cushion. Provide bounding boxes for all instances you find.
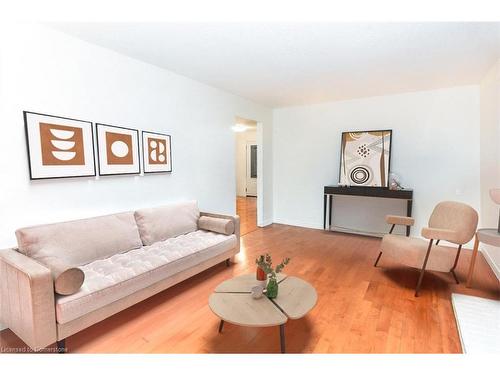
[134,201,200,245]
[16,212,143,267]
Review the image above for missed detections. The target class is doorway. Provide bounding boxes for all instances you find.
[234,117,258,235]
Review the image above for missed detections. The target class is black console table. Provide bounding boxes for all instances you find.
[323,186,414,236]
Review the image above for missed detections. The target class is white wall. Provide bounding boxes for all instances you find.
[235,128,257,196]
[273,86,481,244]
[479,60,500,278]
[0,23,274,249]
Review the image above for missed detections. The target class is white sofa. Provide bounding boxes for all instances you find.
[0,201,239,351]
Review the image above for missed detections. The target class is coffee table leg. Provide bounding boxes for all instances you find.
[280,324,285,353]
[218,320,224,333]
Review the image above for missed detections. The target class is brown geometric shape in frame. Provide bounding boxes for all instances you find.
[39,123,85,166]
[105,131,133,165]
[148,137,168,165]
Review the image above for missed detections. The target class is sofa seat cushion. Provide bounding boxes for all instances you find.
[55,230,236,324]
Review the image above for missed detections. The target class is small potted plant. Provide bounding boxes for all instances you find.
[255,253,290,298]
[255,255,268,285]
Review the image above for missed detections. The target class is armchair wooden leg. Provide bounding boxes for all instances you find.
[415,239,434,297]
[375,223,395,268]
[450,245,462,284]
[218,320,224,333]
[466,235,480,288]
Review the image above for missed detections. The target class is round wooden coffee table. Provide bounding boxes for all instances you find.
[208,274,317,353]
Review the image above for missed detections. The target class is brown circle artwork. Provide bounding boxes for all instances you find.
[105,131,133,165]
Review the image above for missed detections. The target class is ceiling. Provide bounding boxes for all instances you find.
[51,22,500,108]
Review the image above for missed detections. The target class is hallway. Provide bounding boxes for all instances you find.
[236,196,257,236]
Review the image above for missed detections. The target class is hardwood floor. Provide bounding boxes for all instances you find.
[1,224,498,353]
[237,196,257,235]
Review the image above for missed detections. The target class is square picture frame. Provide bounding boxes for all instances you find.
[96,123,141,176]
[339,129,392,187]
[24,111,96,180]
[141,130,172,173]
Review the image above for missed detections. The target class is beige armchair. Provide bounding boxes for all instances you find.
[374,201,478,296]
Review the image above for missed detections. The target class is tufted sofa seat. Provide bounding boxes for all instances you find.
[0,200,240,351]
[56,230,236,324]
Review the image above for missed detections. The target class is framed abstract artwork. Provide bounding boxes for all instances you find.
[96,123,140,176]
[24,111,96,180]
[339,130,392,187]
[141,131,172,173]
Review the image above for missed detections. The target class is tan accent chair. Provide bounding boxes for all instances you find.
[374,201,478,296]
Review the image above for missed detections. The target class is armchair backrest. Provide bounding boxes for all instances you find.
[428,201,478,245]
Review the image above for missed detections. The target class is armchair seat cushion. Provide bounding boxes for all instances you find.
[55,230,236,324]
[380,234,457,273]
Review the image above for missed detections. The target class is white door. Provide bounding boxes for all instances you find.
[246,142,257,196]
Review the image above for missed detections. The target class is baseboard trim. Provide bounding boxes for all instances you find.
[258,218,273,227]
[329,226,385,238]
[272,218,323,230]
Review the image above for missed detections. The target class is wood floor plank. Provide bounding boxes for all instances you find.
[237,196,257,236]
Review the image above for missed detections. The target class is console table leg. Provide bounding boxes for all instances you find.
[323,194,327,230]
[328,195,333,230]
[218,320,224,333]
[279,324,285,353]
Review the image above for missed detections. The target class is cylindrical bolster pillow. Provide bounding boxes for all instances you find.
[198,216,235,235]
[49,258,85,295]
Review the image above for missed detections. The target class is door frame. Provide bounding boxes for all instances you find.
[256,122,264,226]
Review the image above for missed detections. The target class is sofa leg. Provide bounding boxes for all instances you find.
[56,339,66,353]
[225,258,230,267]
